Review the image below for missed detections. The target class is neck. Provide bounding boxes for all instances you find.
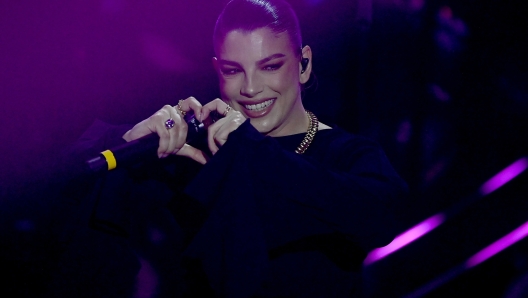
[266,105,308,137]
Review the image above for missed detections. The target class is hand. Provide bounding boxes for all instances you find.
[122,96,209,164]
[201,98,247,155]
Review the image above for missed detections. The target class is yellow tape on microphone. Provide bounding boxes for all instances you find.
[101,150,117,171]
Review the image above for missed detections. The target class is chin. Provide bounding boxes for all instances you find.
[249,118,276,135]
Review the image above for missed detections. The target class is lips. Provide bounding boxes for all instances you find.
[240,98,276,118]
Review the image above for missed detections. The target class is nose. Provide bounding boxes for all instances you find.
[240,71,263,98]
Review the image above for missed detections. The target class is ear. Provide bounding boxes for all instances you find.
[299,45,313,84]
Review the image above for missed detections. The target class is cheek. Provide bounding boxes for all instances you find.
[271,65,299,93]
[219,77,240,98]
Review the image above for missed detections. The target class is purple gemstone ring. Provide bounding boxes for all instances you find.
[164,118,175,129]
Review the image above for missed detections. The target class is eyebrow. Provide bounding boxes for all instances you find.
[218,53,286,66]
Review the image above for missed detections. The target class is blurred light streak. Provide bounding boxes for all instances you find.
[438,6,453,20]
[364,157,527,266]
[396,120,412,143]
[466,221,528,268]
[149,228,165,244]
[430,84,450,102]
[403,265,466,298]
[135,258,159,298]
[363,213,445,265]
[479,157,528,196]
[404,220,528,297]
[424,159,447,183]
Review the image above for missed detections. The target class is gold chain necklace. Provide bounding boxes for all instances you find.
[295,110,318,154]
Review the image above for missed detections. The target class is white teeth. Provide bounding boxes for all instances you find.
[245,99,274,111]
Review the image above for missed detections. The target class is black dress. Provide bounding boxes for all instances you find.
[51,118,407,298]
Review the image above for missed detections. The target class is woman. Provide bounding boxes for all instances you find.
[59,0,406,297]
[123,0,328,162]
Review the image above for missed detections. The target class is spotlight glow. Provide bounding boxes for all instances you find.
[364,157,527,266]
[404,221,528,298]
[466,221,528,268]
[364,213,446,265]
[479,157,528,196]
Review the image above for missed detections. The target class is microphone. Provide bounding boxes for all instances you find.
[86,115,208,173]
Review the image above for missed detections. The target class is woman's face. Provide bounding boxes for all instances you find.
[213,27,311,137]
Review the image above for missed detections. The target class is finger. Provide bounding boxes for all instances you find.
[155,105,176,158]
[206,115,235,155]
[182,96,206,121]
[214,114,244,146]
[123,118,151,142]
[214,126,231,148]
[157,105,187,158]
[177,144,209,165]
[178,96,203,120]
[207,119,221,155]
[201,98,231,122]
[166,107,188,157]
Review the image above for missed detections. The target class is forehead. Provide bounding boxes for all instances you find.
[217,28,296,61]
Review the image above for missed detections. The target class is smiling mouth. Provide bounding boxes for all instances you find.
[244,99,275,111]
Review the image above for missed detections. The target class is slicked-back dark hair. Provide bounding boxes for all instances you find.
[213,0,302,55]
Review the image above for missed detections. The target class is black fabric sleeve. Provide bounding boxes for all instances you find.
[188,119,405,250]
[62,119,132,167]
[58,119,134,236]
[184,119,407,297]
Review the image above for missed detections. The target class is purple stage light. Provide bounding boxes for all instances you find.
[479,157,528,196]
[404,221,528,297]
[135,258,159,298]
[149,228,165,244]
[430,84,451,102]
[101,0,125,14]
[403,265,466,298]
[364,213,446,265]
[465,221,528,268]
[364,157,527,266]
[140,32,193,72]
[396,120,412,144]
[305,0,325,6]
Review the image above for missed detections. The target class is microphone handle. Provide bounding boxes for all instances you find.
[86,115,207,173]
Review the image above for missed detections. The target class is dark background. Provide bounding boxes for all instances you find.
[1,0,527,296]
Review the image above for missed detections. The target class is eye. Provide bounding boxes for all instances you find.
[262,63,282,71]
[221,68,241,75]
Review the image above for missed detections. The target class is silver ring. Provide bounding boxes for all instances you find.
[165,118,175,129]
